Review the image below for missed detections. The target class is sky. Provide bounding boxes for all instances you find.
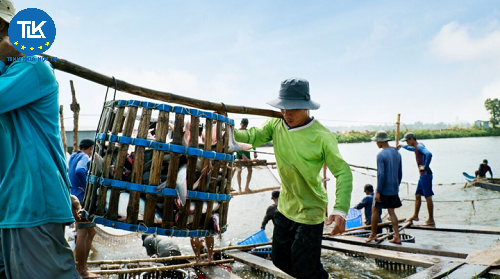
[13,0,500,129]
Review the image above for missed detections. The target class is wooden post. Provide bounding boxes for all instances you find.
[70,80,80,152]
[127,108,152,224]
[144,110,170,227]
[395,114,401,146]
[177,115,200,229]
[59,105,68,154]
[162,113,184,229]
[204,119,224,228]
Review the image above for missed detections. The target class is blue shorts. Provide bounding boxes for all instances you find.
[416,174,434,197]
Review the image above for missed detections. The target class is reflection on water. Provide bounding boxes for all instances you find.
[92,137,500,278]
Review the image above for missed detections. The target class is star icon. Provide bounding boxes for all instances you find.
[21,45,26,50]
[30,47,34,50]
[14,41,18,45]
[45,42,50,46]
[38,46,43,49]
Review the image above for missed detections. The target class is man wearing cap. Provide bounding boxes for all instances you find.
[235,118,257,192]
[354,184,382,226]
[235,78,352,279]
[476,159,493,179]
[261,190,280,230]
[68,139,100,278]
[398,132,435,226]
[0,1,80,278]
[365,131,403,243]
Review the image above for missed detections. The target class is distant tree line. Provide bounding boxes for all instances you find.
[333,127,500,144]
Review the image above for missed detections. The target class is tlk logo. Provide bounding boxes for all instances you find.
[17,21,46,38]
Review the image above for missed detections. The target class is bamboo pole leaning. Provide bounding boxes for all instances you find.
[69,80,80,152]
[93,259,235,275]
[59,105,67,154]
[40,54,283,118]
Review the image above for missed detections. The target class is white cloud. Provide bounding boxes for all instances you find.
[429,21,500,61]
[481,79,500,100]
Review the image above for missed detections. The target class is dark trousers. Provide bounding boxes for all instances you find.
[272,211,329,279]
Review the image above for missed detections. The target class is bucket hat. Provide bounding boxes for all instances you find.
[401,132,416,142]
[371,130,390,142]
[267,78,320,110]
[0,0,15,24]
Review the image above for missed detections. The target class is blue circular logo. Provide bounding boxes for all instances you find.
[8,8,56,56]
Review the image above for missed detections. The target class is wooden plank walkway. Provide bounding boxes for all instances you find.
[403,261,464,279]
[321,240,463,268]
[226,251,294,279]
[465,242,500,266]
[323,235,469,259]
[409,224,500,235]
[444,264,490,279]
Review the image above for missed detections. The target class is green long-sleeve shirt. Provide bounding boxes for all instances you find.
[234,117,353,225]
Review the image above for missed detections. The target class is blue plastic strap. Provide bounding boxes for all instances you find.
[92,217,224,237]
[128,100,141,107]
[157,104,173,112]
[91,175,231,202]
[140,101,156,109]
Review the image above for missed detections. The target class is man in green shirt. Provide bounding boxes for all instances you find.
[234,78,353,279]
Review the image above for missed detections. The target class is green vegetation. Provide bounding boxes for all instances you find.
[334,127,500,144]
[485,98,500,129]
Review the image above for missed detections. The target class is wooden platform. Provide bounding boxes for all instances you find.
[225,251,294,279]
[324,235,470,259]
[321,240,462,268]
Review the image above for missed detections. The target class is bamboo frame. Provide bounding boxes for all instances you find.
[93,259,234,275]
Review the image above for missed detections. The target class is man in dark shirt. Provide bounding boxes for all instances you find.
[477,159,493,178]
[261,190,280,230]
[142,234,182,264]
[354,184,382,225]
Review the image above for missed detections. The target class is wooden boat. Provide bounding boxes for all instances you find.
[473,178,500,192]
[464,172,500,192]
[463,172,476,183]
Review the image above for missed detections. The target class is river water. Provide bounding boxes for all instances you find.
[91,136,500,278]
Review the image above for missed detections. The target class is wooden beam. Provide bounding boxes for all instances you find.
[409,224,500,235]
[41,54,283,118]
[323,236,469,259]
[465,243,500,266]
[226,251,295,279]
[321,240,463,268]
[444,264,490,279]
[403,261,464,279]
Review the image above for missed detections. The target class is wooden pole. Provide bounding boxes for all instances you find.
[59,105,68,154]
[40,54,282,118]
[375,222,412,243]
[93,259,234,275]
[69,80,80,152]
[86,241,272,265]
[395,113,401,146]
[323,218,406,235]
[231,186,281,196]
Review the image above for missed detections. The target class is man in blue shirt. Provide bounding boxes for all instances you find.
[0,2,79,277]
[398,132,435,226]
[68,139,100,278]
[366,131,403,244]
[69,139,95,203]
[354,184,382,226]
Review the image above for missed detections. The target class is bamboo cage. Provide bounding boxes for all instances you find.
[82,99,235,237]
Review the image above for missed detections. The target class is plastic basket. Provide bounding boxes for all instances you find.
[346,208,362,229]
[237,229,269,246]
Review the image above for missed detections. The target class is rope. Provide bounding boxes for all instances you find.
[402,197,500,203]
